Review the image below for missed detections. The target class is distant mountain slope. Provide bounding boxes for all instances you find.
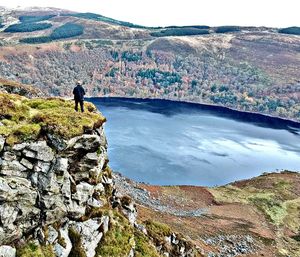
[0,6,299,43]
[115,171,300,256]
[0,6,299,121]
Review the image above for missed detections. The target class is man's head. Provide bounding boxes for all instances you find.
[76,80,83,86]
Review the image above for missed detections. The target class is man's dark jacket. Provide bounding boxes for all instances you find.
[73,85,85,101]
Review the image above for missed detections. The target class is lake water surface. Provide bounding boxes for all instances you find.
[90,97,300,186]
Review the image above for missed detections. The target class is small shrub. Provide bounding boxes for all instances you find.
[68,228,87,257]
[144,219,171,242]
[19,15,56,23]
[134,230,160,257]
[215,26,241,33]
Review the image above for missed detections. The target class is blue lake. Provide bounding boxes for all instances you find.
[90,97,300,186]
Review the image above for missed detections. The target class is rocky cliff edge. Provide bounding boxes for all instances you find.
[0,91,201,257]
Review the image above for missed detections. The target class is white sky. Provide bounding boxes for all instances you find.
[1,0,300,28]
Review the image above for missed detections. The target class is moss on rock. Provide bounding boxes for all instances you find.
[0,92,105,145]
[16,242,55,257]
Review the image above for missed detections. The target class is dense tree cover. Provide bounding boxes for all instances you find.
[278,27,300,35]
[215,26,241,33]
[0,41,299,121]
[4,22,52,33]
[51,23,84,39]
[20,23,84,44]
[64,12,147,29]
[106,67,119,77]
[121,51,142,62]
[137,69,182,86]
[151,28,210,37]
[0,16,3,29]
[165,25,210,29]
[19,15,56,23]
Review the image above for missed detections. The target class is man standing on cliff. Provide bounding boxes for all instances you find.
[73,80,85,112]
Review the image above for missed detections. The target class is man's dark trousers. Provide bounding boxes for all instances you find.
[75,99,84,112]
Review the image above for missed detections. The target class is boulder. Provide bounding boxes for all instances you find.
[0,203,18,229]
[47,133,67,152]
[87,197,104,208]
[0,136,5,153]
[101,215,110,234]
[0,177,37,205]
[34,161,52,174]
[67,135,101,152]
[2,151,16,161]
[0,245,16,257]
[12,143,29,151]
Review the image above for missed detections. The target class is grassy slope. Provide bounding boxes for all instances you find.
[0,91,105,145]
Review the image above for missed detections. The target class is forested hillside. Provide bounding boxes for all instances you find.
[0,7,299,121]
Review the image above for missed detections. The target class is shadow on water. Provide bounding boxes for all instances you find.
[89,97,300,135]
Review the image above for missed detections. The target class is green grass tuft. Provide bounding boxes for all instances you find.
[68,228,87,257]
[16,242,55,257]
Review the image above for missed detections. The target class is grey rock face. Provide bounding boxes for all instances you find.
[0,125,169,257]
[27,141,55,162]
[0,159,27,177]
[0,131,109,249]
[20,158,33,170]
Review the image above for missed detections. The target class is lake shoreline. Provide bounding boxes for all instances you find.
[88,96,300,128]
[89,96,300,186]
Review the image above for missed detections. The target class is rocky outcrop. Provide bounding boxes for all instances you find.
[0,122,134,257]
[0,92,203,257]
